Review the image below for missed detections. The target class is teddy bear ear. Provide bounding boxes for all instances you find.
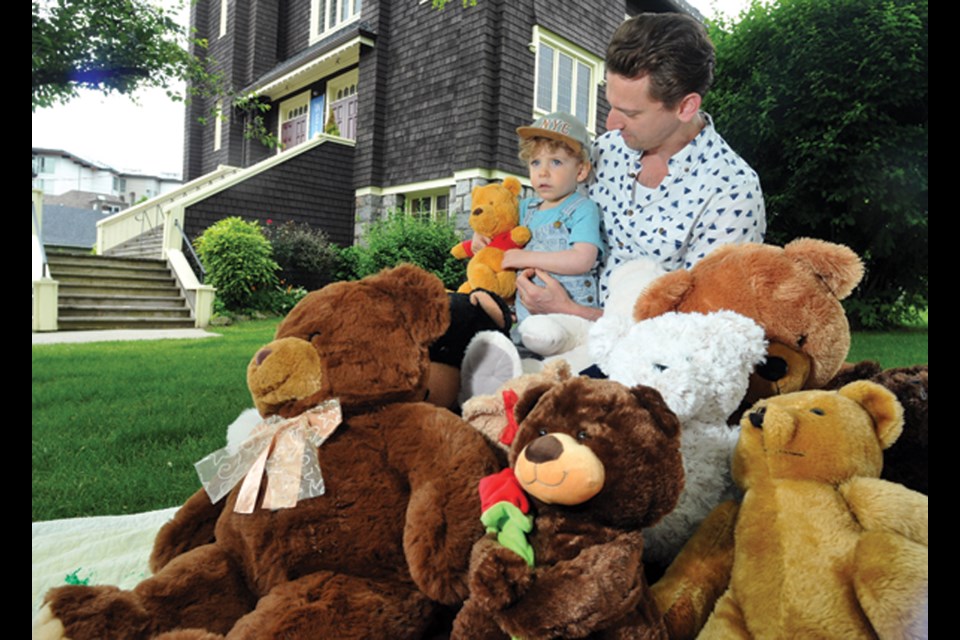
[784,237,865,300]
[629,384,681,440]
[512,381,557,427]
[632,270,695,321]
[501,176,523,198]
[367,264,451,344]
[838,380,905,450]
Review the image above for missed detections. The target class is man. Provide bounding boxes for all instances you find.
[515,12,766,320]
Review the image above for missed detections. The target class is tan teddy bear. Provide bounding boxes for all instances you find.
[451,177,532,299]
[653,380,928,639]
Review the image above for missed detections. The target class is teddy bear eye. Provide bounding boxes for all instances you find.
[538,428,548,437]
[308,331,322,342]
[576,430,589,441]
[810,408,825,416]
[653,363,669,372]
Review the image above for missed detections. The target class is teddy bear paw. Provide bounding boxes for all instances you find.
[469,544,533,611]
[32,603,66,640]
[519,314,590,356]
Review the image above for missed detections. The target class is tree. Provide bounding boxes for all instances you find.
[32,0,202,110]
[705,0,928,328]
[32,0,279,148]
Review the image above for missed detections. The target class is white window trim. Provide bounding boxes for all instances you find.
[309,0,363,45]
[214,100,224,151]
[219,0,228,38]
[529,26,604,132]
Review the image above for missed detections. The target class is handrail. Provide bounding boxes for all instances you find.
[32,199,50,279]
[173,218,206,284]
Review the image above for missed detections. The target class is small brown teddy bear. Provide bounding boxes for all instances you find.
[451,176,532,299]
[653,380,928,639]
[632,238,865,415]
[459,359,574,466]
[451,377,685,640]
[35,264,501,640]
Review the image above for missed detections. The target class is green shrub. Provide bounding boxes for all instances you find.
[341,211,467,289]
[194,217,280,312]
[262,219,340,291]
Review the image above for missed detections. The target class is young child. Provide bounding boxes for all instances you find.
[502,111,605,345]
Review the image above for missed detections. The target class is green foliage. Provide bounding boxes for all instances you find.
[324,109,340,136]
[32,0,202,110]
[339,211,467,290]
[705,0,928,328]
[233,93,282,150]
[193,217,280,312]
[431,0,478,9]
[263,219,341,291]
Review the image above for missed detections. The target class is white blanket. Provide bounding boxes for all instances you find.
[32,506,179,622]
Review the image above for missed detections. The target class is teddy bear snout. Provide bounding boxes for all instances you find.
[756,357,788,382]
[749,407,767,428]
[254,348,272,366]
[525,434,564,463]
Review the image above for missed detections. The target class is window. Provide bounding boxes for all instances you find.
[219,0,228,37]
[312,0,361,40]
[33,156,56,175]
[531,27,602,130]
[407,192,450,222]
[214,100,224,151]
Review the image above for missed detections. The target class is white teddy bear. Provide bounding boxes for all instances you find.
[589,309,768,568]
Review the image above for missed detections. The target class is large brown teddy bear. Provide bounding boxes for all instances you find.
[34,264,501,640]
[632,238,864,416]
[653,381,928,639]
[451,377,685,640]
[451,176,532,299]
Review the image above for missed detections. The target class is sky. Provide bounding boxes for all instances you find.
[30,0,750,179]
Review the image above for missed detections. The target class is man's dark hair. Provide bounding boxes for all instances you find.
[606,12,716,107]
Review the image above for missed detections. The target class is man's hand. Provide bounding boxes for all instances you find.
[516,269,603,320]
[515,269,571,315]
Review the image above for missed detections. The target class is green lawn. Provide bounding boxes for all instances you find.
[32,319,928,522]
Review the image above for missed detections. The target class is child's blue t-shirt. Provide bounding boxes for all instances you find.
[520,193,605,256]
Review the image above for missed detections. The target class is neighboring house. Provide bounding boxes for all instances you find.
[37,204,111,250]
[179,0,702,248]
[45,190,128,214]
[32,147,183,210]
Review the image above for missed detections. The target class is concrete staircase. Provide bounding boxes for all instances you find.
[46,248,195,331]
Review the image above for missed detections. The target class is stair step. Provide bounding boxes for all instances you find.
[58,294,188,308]
[58,283,183,298]
[57,317,197,331]
[47,255,168,271]
[59,305,192,319]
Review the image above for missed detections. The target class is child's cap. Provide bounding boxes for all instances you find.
[516,112,592,155]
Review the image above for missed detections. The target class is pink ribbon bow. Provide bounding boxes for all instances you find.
[194,399,342,513]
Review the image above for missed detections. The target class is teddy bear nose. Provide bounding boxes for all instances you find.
[525,434,564,463]
[254,348,272,366]
[756,356,788,382]
[472,208,483,216]
[749,407,766,429]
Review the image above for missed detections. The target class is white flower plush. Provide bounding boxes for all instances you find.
[589,310,768,567]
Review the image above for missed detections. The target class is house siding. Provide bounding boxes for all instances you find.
[183,141,356,247]
[181,0,684,244]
